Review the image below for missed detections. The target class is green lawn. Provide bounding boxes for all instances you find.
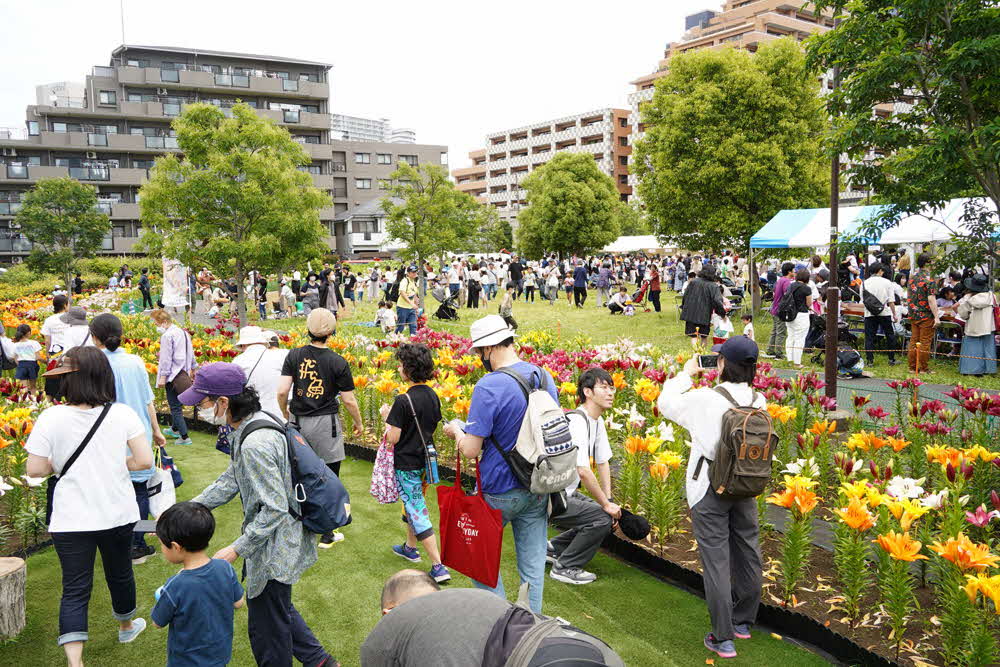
[2,433,827,666]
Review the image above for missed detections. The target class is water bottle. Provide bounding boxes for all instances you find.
[425,439,440,485]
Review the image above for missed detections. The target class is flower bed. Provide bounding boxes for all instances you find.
[2,302,999,664]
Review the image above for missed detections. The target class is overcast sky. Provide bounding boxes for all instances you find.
[0,0,695,169]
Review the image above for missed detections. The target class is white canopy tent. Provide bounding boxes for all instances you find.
[602,235,670,253]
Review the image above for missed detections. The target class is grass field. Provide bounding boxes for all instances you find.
[2,432,829,666]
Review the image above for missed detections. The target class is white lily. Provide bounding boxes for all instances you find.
[22,475,45,488]
[654,421,675,443]
[0,478,13,496]
[781,457,819,478]
[885,476,926,500]
[920,488,949,509]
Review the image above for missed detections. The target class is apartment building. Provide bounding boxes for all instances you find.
[331,139,448,256]
[0,44,335,260]
[454,108,631,228]
[331,114,417,144]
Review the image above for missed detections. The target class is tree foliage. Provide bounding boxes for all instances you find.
[612,201,651,236]
[15,177,110,304]
[381,162,485,283]
[476,207,515,252]
[633,38,828,253]
[139,103,329,322]
[516,152,621,258]
[807,0,1000,268]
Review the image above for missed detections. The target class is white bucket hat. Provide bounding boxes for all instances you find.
[469,315,515,349]
[235,326,269,347]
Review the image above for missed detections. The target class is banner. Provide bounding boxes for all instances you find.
[161,258,189,309]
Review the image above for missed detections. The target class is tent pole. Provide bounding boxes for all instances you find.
[749,246,760,314]
[824,6,843,405]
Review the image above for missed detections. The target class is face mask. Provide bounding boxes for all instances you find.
[155,326,165,334]
[198,401,227,426]
[478,348,493,373]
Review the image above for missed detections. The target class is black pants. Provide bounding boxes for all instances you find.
[649,290,661,313]
[51,523,136,645]
[864,315,898,363]
[140,288,153,309]
[524,286,535,302]
[247,579,332,667]
[573,286,587,307]
[467,289,479,309]
[327,461,341,477]
[131,481,150,550]
[609,303,624,315]
[549,494,613,569]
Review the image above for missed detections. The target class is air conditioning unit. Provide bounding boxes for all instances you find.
[1,148,15,157]
[157,88,168,96]
[86,151,97,159]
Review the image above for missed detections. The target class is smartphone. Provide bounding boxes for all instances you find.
[698,354,719,369]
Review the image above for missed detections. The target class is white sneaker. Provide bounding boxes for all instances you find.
[550,566,597,585]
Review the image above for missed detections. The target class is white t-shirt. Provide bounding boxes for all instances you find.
[448,268,460,285]
[41,313,70,353]
[26,403,144,532]
[743,322,756,340]
[63,325,92,352]
[566,410,612,496]
[12,339,41,362]
[233,346,289,420]
[862,275,895,318]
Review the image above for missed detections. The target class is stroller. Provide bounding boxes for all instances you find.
[806,313,859,364]
[431,286,459,321]
[630,280,652,312]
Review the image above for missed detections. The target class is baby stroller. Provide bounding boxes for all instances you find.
[431,286,459,321]
[807,313,859,364]
[631,280,652,312]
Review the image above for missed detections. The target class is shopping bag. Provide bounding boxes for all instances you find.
[147,466,177,518]
[437,454,503,588]
[992,295,1000,332]
[369,436,400,504]
[158,447,183,488]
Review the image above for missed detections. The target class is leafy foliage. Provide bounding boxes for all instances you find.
[477,207,515,252]
[516,152,620,258]
[611,202,651,236]
[807,0,1000,267]
[14,177,111,303]
[633,38,828,252]
[138,102,330,321]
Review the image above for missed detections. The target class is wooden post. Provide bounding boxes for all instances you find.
[0,557,26,639]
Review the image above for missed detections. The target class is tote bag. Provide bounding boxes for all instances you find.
[369,435,400,504]
[437,454,503,588]
[147,466,177,518]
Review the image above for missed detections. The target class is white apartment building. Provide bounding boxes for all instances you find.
[331,114,416,144]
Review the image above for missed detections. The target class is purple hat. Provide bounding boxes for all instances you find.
[712,336,759,365]
[177,362,247,405]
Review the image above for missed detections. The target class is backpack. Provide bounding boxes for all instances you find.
[0,342,15,372]
[776,283,799,322]
[837,349,865,378]
[489,367,579,495]
[862,287,885,316]
[387,277,402,303]
[240,412,352,534]
[694,387,777,499]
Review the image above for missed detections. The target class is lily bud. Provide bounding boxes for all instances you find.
[884,462,892,480]
[870,460,878,479]
[796,434,806,448]
[962,462,974,481]
[991,490,1000,512]
[845,458,855,475]
[813,434,821,449]
[946,462,957,483]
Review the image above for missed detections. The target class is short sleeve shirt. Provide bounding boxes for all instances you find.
[386,385,441,471]
[41,313,69,352]
[280,346,354,416]
[151,559,244,667]
[396,277,418,308]
[465,362,559,494]
[566,411,612,496]
[103,349,157,482]
[908,270,936,322]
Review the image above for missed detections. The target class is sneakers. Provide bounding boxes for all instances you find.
[162,428,181,439]
[733,624,751,640]
[550,565,596,585]
[546,541,558,565]
[119,618,147,643]
[392,544,421,562]
[704,633,737,658]
[318,532,345,549]
[429,563,451,583]
[174,437,193,446]
[131,543,155,565]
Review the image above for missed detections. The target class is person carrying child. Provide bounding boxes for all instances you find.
[152,502,245,666]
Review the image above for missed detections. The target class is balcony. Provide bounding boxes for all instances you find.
[116,66,329,100]
[318,206,337,220]
[332,187,348,198]
[294,141,331,160]
[110,202,140,219]
[332,162,347,172]
[144,136,179,150]
[312,174,334,189]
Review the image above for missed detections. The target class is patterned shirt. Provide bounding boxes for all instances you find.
[908,269,936,322]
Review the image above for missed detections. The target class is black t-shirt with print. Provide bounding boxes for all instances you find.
[386,385,441,471]
[281,346,354,416]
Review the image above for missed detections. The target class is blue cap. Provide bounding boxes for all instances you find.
[407,265,418,273]
[712,336,759,364]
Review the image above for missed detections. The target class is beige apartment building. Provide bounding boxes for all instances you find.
[454,108,631,229]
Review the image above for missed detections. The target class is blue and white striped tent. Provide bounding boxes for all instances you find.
[749,198,996,249]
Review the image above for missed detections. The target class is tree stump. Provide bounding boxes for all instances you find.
[0,557,26,638]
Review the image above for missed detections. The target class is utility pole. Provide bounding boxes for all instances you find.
[823,4,843,405]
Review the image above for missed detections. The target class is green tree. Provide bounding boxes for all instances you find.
[633,38,828,253]
[477,207,514,252]
[807,0,1000,269]
[612,201,651,236]
[516,152,620,258]
[15,177,111,304]
[381,162,484,292]
[139,103,329,323]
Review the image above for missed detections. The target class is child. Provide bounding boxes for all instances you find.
[608,286,629,315]
[742,313,755,341]
[711,311,734,339]
[151,502,244,666]
[523,268,536,303]
[546,267,560,306]
[11,324,42,391]
[499,282,517,330]
[377,301,397,333]
[563,273,574,305]
[280,279,296,318]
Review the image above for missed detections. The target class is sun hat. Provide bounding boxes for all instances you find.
[43,354,79,376]
[711,335,759,365]
[235,326,269,347]
[964,274,990,294]
[306,308,337,337]
[469,314,515,349]
[619,508,650,541]
[60,306,88,326]
[178,362,247,405]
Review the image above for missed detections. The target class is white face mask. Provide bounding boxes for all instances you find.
[155,325,166,334]
[198,401,227,426]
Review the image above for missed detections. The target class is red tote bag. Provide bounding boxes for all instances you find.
[437,454,503,588]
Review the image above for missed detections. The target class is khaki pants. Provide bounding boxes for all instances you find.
[909,318,934,372]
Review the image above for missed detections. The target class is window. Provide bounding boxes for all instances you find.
[376,153,391,165]
[274,71,289,79]
[52,122,82,133]
[378,179,392,190]
[126,59,150,68]
[133,159,155,170]
[355,178,371,189]
[99,90,117,105]
[619,117,628,128]
[618,137,628,146]
[618,175,628,185]
[27,121,39,136]
[299,135,321,144]
[299,72,319,82]
[299,165,321,175]
[440,152,448,165]
[399,155,418,166]
[619,156,628,166]
[283,110,300,123]
[354,152,371,164]
[282,79,299,92]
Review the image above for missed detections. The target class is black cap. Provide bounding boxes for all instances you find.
[619,508,650,541]
[711,335,759,364]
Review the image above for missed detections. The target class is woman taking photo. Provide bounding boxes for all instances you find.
[379,343,450,583]
[956,274,997,377]
[26,346,153,666]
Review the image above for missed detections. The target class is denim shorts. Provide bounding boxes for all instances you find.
[15,360,39,380]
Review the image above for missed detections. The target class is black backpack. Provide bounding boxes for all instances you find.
[776,284,799,322]
[0,342,15,372]
[482,604,624,667]
[387,278,402,303]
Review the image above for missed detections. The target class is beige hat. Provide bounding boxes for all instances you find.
[306,308,337,337]
[235,326,269,347]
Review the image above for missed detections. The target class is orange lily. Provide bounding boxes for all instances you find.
[611,371,627,391]
[874,531,927,562]
[453,398,471,419]
[648,462,671,481]
[885,436,911,453]
[624,435,645,456]
[929,534,1000,572]
[833,498,876,532]
[808,419,837,435]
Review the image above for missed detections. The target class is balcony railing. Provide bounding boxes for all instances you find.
[283,110,300,124]
[333,187,347,197]
[0,235,34,253]
[144,136,179,149]
[163,103,181,117]
[69,166,110,181]
[214,73,250,88]
[87,133,108,147]
[5,165,28,179]
[92,66,115,78]
[160,69,180,83]
[0,127,28,141]
[332,163,347,172]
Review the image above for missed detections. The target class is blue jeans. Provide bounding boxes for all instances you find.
[164,382,188,438]
[258,301,267,319]
[395,306,417,335]
[474,488,548,613]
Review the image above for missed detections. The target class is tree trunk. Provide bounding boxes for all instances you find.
[65,269,74,307]
[234,259,247,325]
[0,558,26,639]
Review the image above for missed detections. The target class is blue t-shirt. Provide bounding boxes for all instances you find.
[465,362,558,494]
[151,558,244,667]
[103,348,156,482]
[573,266,588,287]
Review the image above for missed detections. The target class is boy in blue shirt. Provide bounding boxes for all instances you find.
[152,502,244,666]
